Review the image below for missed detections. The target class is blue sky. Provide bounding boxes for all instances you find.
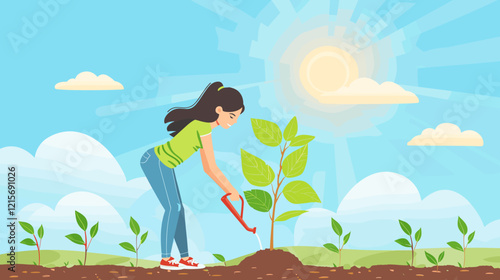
[1,0,500,262]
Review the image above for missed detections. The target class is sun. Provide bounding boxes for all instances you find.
[299,46,359,99]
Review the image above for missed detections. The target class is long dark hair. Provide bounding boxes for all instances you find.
[164,82,245,137]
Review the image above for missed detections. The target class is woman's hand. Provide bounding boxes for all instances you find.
[228,190,240,201]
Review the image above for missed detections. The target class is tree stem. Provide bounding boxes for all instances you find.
[410,236,414,267]
[270,142,288,250]
[463,234,466,267]
[33,234,40,266]
[84,231,88,266]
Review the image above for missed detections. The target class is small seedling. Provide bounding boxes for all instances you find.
[19,221,44,266]
[425,251,445,271]
[129,262,134,267]
[447,216,474,268]
[119,217,148,267]
[78,259,83,266]
[242,117,320,250]
[65,211,99,266]
[323,218,351,267]
[394,220,421,267]
[213,254,226,266]
[63,261,69,267]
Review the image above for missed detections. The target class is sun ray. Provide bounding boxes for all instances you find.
[270,0,295,15]
[333,137,357,205]
[191,0,255,24]
[418,37,500,68]
[401,85,500,108]
[297,0,330,22]
[365,0,496,49]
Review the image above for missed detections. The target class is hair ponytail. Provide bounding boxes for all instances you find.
[164,82,245,137]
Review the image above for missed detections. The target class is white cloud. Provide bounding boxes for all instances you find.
[18,192,129,245]
[55,71,123,90]
[294,172,500,249]
[408,123,483,146]
[319,78,419,104]
[0,131,150,208]
[339,172,420,212]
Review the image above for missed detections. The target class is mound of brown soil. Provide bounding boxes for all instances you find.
[236,249,305,279]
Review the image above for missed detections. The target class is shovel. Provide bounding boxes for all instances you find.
[221,193,256,234]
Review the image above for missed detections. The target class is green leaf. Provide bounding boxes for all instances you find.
[251,118,282,147]
[130,262,134,267]
[332,263,337,267]
[323,243,339,253]
[399,220,412,236]
[33,261,37,265]
[331,218,343,236]
[19,221,34,234]
[20,238,36,246]
[458,217,468,235]
[438,251,445,263]
[447,241,463,252]
[282,145,308,178]
[66,233,85,245]
[275,210,307,222]
[37,225,44,239]
[78,259,83,266]
[282,180,321,204]
[283,117,298,141]
[415,228,422,242]
[75,211,88,231]
[130,217,140,236]
[468,231,475,244]
[290,135,315,147]
[343,232,351,245]
[90,222,99,238]
[244,189,273,212]
[395,238,412,248]
[141,231,148,244]
[119,242,136,253]
[241,149,275,187]
[213,254,226,263]
[458,262,462,268]
[425,251,437,265]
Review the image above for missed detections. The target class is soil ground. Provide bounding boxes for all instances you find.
[2,249,499,280]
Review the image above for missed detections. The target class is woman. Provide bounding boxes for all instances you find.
[140,82,244,270]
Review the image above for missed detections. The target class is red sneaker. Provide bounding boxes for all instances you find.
[160,257,182,270]
[179,257,205,269]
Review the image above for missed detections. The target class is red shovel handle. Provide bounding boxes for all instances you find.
[221,193,244,219]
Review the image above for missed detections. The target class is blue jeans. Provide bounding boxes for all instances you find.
[140,148,188,259]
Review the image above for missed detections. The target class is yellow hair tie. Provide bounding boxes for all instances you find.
[218,86,224,91]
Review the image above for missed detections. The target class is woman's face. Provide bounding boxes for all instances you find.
[215,107,243,129]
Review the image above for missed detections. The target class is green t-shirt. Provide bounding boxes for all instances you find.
[155,120,212,168]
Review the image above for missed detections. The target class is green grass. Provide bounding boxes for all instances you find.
[4,247,500,268]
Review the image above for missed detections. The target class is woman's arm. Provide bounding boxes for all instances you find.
[200,134,240,201]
